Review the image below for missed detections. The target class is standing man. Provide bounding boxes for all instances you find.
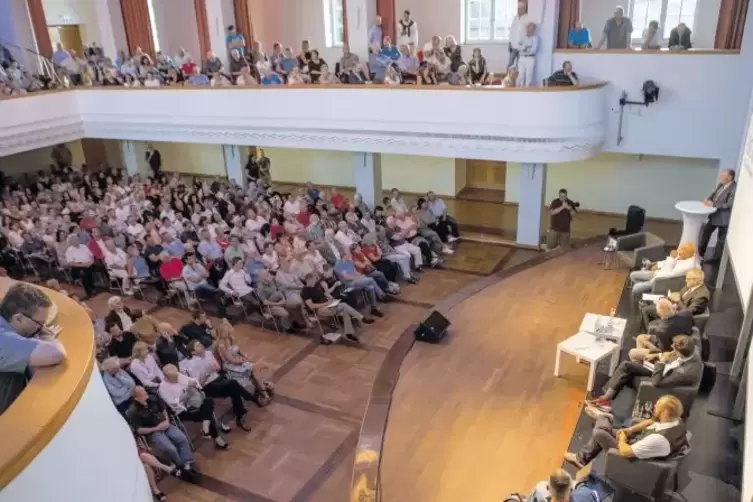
[508,0,531,69]
[547,189,576,250]
[699,169,736,262]
[516,22,539,87]
[369,16,384,51]
[397,10,419,55]
[145,144,161,178]
[226,25,246,57]
[597,6,633,49]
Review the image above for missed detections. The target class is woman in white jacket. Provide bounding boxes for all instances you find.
[629,242,699,295]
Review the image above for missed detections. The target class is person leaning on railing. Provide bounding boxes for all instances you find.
[0,283,65,415]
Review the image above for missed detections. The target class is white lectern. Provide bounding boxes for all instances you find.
[674,201,716,249]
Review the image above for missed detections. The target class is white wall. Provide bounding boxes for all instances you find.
[0,140,85,177]
[42,0,99,47]
[505,153,719,219]
[579,0,722,48]
[266,147,462,196]
[140,141,227,177]
[152,0,200,60]
[0,364,152,502]
[0,0,39,69]
[205,0,235,68]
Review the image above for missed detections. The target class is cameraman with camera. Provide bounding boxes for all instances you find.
[547,189,578,250]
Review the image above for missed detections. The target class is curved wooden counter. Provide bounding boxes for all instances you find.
[0,279,95,490]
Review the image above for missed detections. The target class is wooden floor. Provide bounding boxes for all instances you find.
[275,183,682,245]
[379,245,627,502]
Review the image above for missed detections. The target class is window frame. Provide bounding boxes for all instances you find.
[628,0,698,45]
[323,0,344,48]
[461,0,518,44]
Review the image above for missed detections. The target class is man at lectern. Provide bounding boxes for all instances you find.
[698,169,736,262]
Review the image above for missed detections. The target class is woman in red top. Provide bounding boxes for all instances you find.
[159,252,184,283]
[350,244,394,293]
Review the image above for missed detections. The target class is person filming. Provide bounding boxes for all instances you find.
[547,189,578,250]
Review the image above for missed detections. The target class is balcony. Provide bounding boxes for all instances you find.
[0,85,609,163]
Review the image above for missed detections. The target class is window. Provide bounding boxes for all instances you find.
[463,0,518,43]
[629,0,697,41]
[323,0,344,48]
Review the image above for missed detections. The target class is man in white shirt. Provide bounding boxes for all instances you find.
[396,10,419,54]
[642,20,662,49]
[65,234,96,296]
[219,258,260,311]
[426,191,459,243]
[566,395,688,469]
[516,22,539,87]
[508,0,532,69]
[103,239,133,294]
[183,253,227,318]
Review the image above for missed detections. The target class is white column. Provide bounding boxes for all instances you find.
[0,0,39,69]
[353,152,382,209]
[530,0,556,86]
[516,163,547,247]
[205,0,235,69]
[223,145,245,187]
[93,0,128,60]
[120,141,141,177]
[345,0,377,59]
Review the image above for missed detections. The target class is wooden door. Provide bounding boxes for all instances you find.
[466,160,506,190]
[55,25,84,55]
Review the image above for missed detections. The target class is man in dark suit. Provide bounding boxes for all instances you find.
[699,169,736,262]
[586,335,701,412]
[632,298,693,362]
[640,268,709,332]
[668,23,692,50]
[145,144,162,178]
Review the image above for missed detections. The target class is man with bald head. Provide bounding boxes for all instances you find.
[630,297,693,362]
[699,168,736,262]
[597,6,633,49]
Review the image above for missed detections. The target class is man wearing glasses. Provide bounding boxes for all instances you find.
[0,283,66,414]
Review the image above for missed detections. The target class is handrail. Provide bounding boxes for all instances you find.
[0,279,95,491]
[554,48,741,55]
[0,81,609,102]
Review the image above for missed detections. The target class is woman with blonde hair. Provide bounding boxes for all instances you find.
[215,319,274,406]
[129,341,164,389]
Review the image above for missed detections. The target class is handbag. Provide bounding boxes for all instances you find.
[184,384,205,411]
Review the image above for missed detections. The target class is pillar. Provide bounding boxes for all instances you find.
[205,0,235,69]
[120,141,141,177]
[531,0,556,86]
[345,0,376,59]
[223,145,244,188]
[94,0,128,59]
[516,163,547,247]
[0,0,39,70]
[353,152,382,209]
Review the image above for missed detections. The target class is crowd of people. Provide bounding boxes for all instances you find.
[0,143,461,497]
[1,1,587,96]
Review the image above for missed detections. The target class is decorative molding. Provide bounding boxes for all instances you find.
[0,121,86,157]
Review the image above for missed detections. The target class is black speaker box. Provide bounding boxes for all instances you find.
[414,310,450,343]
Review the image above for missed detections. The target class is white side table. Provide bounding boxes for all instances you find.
[674,201,716,250]
[554,332,621,391]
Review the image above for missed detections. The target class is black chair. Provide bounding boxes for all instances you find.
[609,205,646,237]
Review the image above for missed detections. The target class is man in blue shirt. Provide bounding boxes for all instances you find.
[226,25,246,56]
[182,253,227,317]
[0,283,66,414]
[261,70,283,86]
[369,16,384,49]
[163,233,186,258]
[368,43,391,83]
[186,67,210,86]
[334,251,385,317]
[568,22,592,48]
[380,37,400,61]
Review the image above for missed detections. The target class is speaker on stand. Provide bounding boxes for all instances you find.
[414,310,450,343]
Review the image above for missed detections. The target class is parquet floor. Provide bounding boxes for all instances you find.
[60,241,623,502]
[379,245,627,502]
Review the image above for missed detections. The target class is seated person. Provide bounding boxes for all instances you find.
[102,356,137,415]
[630,298,693,362]
[525,468,599,502]
[219,257,260,310]
[427,191,460,242]
[256,269,297,331]
[182,253,227,318]
[179,310,215,348]
[351,243,396,293]
[65,233,96,297]
[565,394,689,469]
[156,323,191,367]
[587,335,702,412]
[302,273,372,343]
[334,251,385,317]
[546,60,579,87]
[158,364,229,449]
[105,295,134,331]
[126,386,195,474]
[106,322,137,365]
[103,239,133,294]
[216,318,274,405]
[629,242,698,295]
[129,341,165,389]
[183,340,256,430]
[159,251,184,284]
[641,268,709,328]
